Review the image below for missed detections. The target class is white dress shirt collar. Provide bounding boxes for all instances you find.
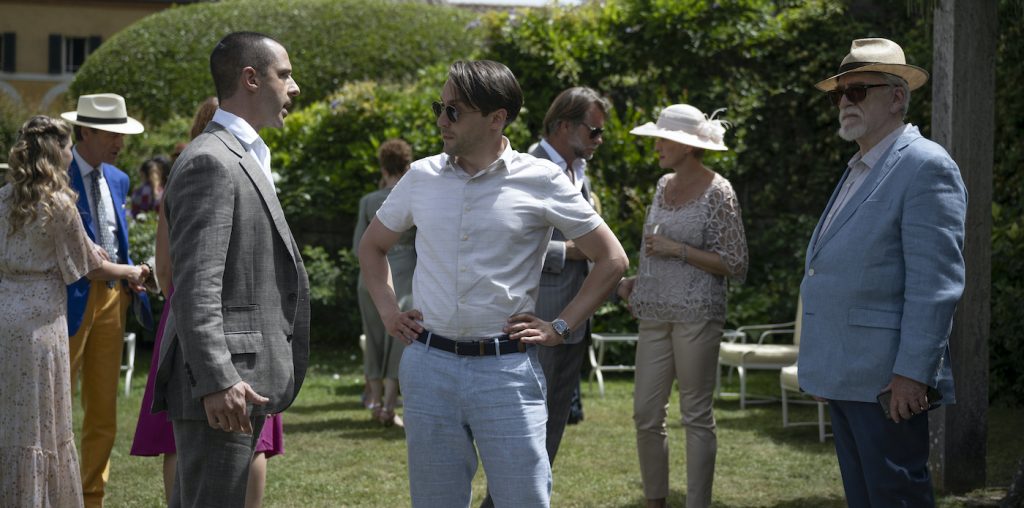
[212,108,274,188]
[847,123,911,171]
[538,138,586,191]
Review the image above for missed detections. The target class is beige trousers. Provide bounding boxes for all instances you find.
[633,318,723,507]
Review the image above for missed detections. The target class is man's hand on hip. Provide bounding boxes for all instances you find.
[506,313,563,346]
[202,381,269,433]
[883,374,928,423]
[383,308,424,344]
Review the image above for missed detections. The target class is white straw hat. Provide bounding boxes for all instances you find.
[815,38,929,92]
[630,104,729,151]
[61,93,144,135]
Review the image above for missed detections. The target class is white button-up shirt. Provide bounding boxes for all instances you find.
[211,108,274,190]
[376,138,604,339]
[73,147,120,261]
[820,123,910,236]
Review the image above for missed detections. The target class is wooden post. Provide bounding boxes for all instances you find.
[928,0,996,494]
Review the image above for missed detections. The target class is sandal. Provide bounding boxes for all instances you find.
[379,407,404,428]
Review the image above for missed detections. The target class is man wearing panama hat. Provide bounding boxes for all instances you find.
[61,92,152,508]
[798,38,967,506]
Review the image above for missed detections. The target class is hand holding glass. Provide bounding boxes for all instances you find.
[641,223,662,276]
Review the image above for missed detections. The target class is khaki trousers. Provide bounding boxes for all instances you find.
[633,318,723,507]
[69,281,129,508]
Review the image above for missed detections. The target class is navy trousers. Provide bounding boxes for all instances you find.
[828,400,935,508]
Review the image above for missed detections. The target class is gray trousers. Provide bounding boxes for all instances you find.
[169,416,266,508]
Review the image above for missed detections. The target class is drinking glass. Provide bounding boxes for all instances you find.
[641,222,662,276]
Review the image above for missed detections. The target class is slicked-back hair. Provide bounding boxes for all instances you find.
[210,31,281,102]
[378,139,413,177]
[447,60,523,127]
[542,87,611,137]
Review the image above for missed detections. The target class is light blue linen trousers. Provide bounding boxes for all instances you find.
[399,340,551,508]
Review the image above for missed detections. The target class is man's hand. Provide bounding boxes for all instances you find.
[616,276,635,308]
[505,313,563,346]
[202,381,269,433]
[127,263,150,293]
[383,309,424,344]
[882,374,929,423]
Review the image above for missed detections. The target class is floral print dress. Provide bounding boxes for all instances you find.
[0,184,102,508]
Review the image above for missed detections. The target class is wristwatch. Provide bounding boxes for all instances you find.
[551,319,571,342]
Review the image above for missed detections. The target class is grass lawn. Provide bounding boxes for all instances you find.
[77,342,1022,507]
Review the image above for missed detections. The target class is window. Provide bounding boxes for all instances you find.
[1,33,14,73]
[49,34,101,74]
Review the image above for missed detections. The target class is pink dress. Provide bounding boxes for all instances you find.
[130,289,284,457]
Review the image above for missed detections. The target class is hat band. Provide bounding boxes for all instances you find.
[76,114,128,125]
[837,61,881,73]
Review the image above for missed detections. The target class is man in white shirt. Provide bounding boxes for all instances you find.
[358,60,628,507]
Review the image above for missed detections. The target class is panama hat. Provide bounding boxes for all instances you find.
[815,38,929,92]
[61,93,144,135]
[629,104,729,151]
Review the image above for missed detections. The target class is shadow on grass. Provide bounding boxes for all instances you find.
[608,491,844,507]
[286,400,365,414]
[712,398,836,454]
[283,416,407,441]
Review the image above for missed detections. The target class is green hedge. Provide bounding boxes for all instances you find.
[68,0,480,122]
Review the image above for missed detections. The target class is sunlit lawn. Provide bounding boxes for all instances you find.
[75,342,1022,507]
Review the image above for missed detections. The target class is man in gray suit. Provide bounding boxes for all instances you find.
[155,31,310,507]
[480,86,610,508]
[531,87,609,456]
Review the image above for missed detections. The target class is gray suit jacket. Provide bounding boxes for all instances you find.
[530,142,591,344]
[154,122,311,420]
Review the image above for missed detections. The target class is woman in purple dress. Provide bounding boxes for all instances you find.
[129,97,284,507]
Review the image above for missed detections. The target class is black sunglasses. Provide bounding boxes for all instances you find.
[579,121,604,140]
[432,101,479,123]
[827,84,892,106]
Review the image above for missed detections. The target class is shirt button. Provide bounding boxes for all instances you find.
[462,234,469,241]
[808,268,816,276]
[459,297,466,304]
[460,266,467,272]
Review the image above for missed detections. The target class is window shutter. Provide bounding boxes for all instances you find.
[1,33,15,73]
[48,34,62,74]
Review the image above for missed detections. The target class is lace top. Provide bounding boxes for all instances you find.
[631,173,748,323]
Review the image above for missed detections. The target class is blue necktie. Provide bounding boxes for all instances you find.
[89,171,118,288]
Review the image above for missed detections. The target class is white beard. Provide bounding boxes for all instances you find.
[838,109,867,141]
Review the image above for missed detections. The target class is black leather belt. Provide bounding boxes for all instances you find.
[415,330,528,356]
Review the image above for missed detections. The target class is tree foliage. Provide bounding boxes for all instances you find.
[67,0,480,122]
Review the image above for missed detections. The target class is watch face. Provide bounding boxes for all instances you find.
[554,320,570,337]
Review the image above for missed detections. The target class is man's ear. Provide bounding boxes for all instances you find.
[490,108,508,130]
[890,86,907,114]
[241,66,259,93]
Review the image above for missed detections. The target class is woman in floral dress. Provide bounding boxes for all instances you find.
[0,116,148,507]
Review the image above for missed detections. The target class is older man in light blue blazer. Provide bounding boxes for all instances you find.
[798,38,966,507]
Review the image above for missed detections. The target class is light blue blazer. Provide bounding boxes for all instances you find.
[797,125,967,404]
[66,158,151,335]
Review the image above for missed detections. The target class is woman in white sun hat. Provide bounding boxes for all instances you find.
[617,104,748,508]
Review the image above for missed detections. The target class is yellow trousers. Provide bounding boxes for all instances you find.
[69,281,129,508]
